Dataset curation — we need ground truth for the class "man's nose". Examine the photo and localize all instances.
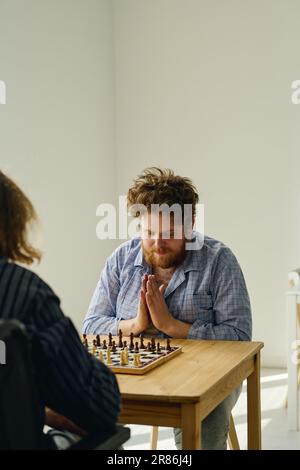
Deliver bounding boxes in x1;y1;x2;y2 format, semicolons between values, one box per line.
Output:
154;237;164;248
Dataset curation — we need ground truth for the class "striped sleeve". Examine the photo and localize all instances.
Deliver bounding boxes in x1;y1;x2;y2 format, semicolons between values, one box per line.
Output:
30;279;121;433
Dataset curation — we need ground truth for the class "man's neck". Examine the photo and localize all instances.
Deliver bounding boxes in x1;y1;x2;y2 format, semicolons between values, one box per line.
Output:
153;265;176;283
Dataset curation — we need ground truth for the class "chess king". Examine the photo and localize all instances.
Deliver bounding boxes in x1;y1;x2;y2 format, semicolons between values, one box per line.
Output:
83;167;252;450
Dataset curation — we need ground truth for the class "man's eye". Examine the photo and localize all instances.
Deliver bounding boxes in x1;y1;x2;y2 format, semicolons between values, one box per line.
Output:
162;232;174;238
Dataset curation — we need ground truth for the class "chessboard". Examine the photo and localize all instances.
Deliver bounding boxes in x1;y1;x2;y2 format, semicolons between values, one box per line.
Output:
82;331;182;375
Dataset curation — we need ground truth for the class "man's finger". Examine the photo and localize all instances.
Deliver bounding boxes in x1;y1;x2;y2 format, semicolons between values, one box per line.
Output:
150;275;161;299
146;292;154;308
147;278;154;295
159;283;167;296
140;289;147;303
142;274;148;293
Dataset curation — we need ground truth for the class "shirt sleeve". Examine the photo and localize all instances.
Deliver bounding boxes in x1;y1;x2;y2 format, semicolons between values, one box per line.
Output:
187;248;252;341
82;253;121;335
30;279;121;434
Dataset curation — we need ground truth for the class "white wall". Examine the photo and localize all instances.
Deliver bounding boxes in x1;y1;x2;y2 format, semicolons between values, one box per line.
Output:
1;0;299;367
0;0;116;330
114;0;300;367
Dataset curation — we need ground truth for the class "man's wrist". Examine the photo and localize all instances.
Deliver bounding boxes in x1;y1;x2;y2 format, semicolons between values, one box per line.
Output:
119;318;142;336
162;316;177;337
164;317;191;339
132;319;143;336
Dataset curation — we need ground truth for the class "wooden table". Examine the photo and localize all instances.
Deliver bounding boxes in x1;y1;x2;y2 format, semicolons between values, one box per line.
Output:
115;338;263;450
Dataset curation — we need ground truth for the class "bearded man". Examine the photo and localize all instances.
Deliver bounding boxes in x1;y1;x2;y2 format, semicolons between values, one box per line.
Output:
83;167;252;450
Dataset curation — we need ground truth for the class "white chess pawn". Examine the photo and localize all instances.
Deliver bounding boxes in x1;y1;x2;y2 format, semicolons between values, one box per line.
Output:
133;353;141;367
124;347;129;365
106;348;112;365
120;350;126;366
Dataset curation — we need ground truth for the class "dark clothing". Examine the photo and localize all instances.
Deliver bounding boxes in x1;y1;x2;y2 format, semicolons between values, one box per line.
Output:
0;257;121;439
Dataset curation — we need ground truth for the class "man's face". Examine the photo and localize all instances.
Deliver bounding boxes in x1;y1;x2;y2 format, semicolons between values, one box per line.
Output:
140;211;186;269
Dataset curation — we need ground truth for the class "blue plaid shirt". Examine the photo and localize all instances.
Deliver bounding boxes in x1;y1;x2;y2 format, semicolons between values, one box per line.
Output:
83;233;252;341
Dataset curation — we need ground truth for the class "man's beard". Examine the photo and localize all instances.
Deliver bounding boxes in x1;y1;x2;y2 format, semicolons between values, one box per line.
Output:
142;242;186;269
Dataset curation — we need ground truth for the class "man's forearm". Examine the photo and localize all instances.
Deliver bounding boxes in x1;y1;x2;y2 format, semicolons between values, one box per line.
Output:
163;317;191;339
119;318;141;336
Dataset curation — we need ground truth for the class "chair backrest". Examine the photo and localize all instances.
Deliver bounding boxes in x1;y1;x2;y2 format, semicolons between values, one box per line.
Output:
0;320;44;449
0;319;130;450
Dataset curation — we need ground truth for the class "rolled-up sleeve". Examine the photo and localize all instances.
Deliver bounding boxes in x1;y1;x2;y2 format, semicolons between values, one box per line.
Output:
187;248;252;341
83;253;120;335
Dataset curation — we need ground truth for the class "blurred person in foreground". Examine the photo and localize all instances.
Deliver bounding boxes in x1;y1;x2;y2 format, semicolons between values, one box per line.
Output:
0;170;120;449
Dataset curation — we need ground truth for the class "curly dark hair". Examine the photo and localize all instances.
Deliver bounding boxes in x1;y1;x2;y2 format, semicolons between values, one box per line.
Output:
127;167;199;219
0;170;41;264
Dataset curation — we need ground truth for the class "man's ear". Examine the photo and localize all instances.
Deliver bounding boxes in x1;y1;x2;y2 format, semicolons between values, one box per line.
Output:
183;215;194;240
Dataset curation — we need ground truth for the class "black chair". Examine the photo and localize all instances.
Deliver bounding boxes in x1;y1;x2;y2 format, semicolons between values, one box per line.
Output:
0;320;130;450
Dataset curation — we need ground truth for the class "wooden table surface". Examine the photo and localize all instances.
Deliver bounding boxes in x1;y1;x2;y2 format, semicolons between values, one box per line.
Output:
116;338;262;401
88;335;264;449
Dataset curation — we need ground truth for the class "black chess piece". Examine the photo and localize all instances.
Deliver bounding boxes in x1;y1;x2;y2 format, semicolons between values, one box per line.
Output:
102;339;107;349
118;329;123;348
96;334;101;347
139;334;145;349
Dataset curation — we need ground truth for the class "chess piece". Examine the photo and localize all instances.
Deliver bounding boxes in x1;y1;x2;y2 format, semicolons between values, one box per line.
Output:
96;334;101;347
130;332;134;349
151;337;156;351
147;342;151;352
98;350;103;361
123;340;127;349
124;347;129;365
139;334;145;349
120;350;126;366
118;329;123;348
102;339;107;350
108;333;113;347
166;339;171;351
133;353;141;367
134;342;139;353
157;342;161;353
112;340;117;353
106;349;112;365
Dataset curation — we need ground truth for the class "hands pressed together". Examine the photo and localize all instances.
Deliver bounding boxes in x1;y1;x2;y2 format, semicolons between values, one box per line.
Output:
134;274;174;336
120;273;191;338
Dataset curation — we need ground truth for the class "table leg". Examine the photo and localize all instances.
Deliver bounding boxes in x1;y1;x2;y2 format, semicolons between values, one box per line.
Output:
247;351;261;449
181;403;201;450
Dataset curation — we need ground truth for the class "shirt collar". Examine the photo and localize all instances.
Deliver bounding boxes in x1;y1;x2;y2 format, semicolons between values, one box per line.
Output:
133;242;152;272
